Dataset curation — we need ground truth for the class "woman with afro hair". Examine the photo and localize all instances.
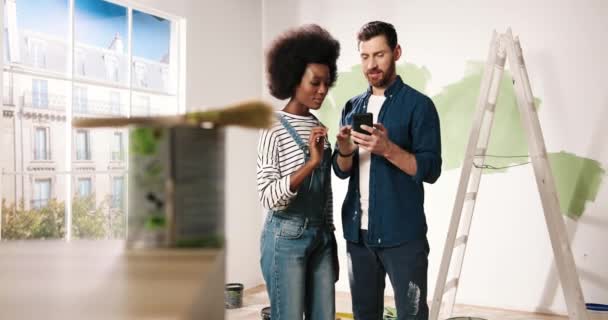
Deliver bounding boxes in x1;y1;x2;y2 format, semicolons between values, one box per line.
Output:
256;24;340;319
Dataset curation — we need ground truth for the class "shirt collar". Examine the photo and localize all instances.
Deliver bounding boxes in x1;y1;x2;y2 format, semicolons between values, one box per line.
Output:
365;75;405;97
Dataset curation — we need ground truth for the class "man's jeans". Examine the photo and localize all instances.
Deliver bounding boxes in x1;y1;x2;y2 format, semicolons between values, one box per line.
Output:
347;230;430;320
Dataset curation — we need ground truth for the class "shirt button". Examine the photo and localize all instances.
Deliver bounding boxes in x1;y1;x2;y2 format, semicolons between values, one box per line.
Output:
378;238;382;244
354;211;358;216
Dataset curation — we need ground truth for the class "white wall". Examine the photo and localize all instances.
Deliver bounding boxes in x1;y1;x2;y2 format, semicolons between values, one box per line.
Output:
263;0;608;315
140;0;264;290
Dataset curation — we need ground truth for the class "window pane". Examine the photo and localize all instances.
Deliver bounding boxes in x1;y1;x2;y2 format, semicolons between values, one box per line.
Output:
77;178;92;197
4;0;70;72
75;130;91;160
132;10;173;93
111;176;124;209
111;131;124;161
71;172;126;239
1;173;67;240
75;0;128;85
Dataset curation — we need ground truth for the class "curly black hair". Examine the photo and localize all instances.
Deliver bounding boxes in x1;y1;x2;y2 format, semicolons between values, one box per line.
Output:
266;24;340;100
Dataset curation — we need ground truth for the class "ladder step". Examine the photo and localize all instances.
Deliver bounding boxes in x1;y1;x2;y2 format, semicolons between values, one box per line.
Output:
486;102;496;112
445;278;459;292
454;235;468;247
465;192;477;201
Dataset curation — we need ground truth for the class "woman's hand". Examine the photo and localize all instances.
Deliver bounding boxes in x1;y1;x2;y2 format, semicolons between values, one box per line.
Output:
308;126;327;167
336;125;357;156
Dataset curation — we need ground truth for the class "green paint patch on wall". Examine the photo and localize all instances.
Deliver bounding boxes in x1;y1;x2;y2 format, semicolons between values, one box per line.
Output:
549;151;605;219
316;62;605;218
433;62;542;171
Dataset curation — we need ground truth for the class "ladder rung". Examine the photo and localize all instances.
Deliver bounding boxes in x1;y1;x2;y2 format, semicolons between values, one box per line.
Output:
445;278;459;292
454;235;468;247
486;102;496;112
465;192;477;201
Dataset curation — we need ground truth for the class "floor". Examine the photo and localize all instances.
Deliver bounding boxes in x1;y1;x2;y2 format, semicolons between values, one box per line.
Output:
225;285;573;320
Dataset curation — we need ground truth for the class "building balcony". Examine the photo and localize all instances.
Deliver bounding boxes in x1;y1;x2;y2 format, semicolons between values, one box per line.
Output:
22;91;66;112
72;98;126;117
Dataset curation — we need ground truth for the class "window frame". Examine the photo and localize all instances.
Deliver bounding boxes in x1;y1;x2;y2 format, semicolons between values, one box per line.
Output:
0;0;186;241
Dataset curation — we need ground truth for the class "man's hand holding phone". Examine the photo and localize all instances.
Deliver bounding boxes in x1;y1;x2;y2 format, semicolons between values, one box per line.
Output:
351;114;393;158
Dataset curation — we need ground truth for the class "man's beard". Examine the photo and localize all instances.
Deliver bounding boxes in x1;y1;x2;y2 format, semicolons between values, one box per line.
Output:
366;62;396;88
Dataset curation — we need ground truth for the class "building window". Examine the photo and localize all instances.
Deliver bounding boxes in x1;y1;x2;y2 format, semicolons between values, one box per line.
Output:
111;132;124;161
73;86;88;113
109;91;121;115
134;61;147;87
75;48;86;76
34;127;50;160
33;178;52;209
28;38;47;68
104;54;120;82
135;95;151;116
77;177;92;198
111;176;124;209
32;79;49;108
75;130;91;161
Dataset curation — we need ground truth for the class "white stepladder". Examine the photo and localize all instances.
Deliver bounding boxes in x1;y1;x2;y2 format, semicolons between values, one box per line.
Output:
429;29;589;320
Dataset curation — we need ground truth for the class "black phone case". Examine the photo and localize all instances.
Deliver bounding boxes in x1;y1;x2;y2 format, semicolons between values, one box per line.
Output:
353;113;373;135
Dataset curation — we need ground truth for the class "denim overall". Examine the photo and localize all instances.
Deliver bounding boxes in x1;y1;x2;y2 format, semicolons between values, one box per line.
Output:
260;115;335;320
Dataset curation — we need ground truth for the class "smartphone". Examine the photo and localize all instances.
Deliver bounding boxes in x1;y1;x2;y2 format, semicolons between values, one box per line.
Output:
353;112;373;135
352;113;373;145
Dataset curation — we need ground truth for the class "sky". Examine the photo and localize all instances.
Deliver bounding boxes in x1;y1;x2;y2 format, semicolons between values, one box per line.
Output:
15;0;171;62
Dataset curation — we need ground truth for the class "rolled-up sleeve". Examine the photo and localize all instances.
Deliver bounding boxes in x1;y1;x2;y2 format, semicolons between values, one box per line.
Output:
332;101;353;179
411;97;442;184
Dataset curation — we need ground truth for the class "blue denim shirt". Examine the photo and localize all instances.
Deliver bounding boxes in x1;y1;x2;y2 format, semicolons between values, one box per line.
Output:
332;76;442;247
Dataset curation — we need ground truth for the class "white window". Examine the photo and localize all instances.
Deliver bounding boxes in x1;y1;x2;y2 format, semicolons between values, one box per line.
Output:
75;130;91;161
28;38;47;68
2;0;182;240
75;48;86;76
109;91;121;115
134;61;147;87
34;127;50;160
111;176;124;209
33;179;52;209
32;79;49;108
73;86;88;113
104;54;120;82
138;95;151;115
77;178;92;197
111;132;124;161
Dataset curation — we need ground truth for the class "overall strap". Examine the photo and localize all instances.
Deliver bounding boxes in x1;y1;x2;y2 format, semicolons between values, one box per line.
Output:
277;114;310;159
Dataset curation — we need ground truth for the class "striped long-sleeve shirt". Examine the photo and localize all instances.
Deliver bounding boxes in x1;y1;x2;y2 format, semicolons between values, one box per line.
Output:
256;111;333;226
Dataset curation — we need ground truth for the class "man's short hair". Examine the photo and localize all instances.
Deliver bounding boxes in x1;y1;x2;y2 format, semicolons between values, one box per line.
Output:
266;24;340;100
357;21;398;50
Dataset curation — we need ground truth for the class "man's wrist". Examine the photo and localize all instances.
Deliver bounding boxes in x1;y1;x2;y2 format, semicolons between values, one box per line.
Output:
383;141;398;159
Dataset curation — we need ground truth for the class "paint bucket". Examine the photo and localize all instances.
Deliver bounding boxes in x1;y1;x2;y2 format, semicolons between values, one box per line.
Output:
224;283;244;309
588;303;608;319
126;125;225;249
260;306;271;319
